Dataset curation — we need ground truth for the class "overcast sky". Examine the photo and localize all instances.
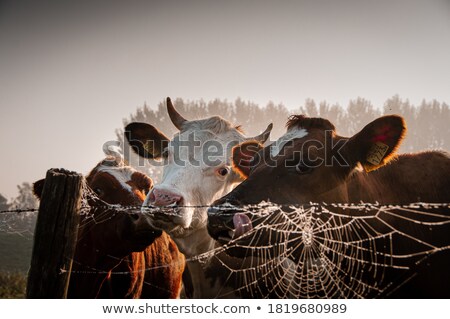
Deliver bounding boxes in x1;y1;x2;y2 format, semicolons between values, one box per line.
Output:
1;0;449;199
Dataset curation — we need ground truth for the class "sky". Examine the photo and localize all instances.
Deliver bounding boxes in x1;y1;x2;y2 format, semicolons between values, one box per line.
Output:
0;0;449;199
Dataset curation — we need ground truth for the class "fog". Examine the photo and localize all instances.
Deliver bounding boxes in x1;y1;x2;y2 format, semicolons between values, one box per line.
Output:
1;0;450;200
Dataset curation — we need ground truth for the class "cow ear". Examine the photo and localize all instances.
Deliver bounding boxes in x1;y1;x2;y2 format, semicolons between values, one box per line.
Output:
125;122;169;159
33;179;45;200
232;141;264;179
344;115;406;172
131;172;153;194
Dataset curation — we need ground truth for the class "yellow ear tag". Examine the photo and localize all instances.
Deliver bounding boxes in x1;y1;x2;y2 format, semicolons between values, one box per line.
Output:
364;142;389;171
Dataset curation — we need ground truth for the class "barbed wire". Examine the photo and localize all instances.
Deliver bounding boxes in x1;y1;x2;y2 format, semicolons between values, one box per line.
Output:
1;201;449;298
0;208;39;214
1;202;449;215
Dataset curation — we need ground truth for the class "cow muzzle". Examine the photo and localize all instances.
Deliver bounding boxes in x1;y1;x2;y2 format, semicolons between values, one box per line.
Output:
148;187;183;206
207;203;253;245
143;187;192;230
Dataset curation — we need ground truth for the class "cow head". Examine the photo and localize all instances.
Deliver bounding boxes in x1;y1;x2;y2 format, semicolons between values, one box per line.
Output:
33;157;160;267
87;156;153;206
207;114;406;247
125;97;272;255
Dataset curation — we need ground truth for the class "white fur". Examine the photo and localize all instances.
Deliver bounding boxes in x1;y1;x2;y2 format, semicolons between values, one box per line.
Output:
143;128;242;256
97;166;135;193
270;128;308;157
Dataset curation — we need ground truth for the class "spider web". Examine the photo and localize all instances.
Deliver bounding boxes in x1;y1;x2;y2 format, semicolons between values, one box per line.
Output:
2;185;449;298
204;202;450;298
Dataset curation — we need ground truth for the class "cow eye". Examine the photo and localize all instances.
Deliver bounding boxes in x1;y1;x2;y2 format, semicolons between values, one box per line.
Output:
295;162;313;174
94;188;104;196
217;167;230;177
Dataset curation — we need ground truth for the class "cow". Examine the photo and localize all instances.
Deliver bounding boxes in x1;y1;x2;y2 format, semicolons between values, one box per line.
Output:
207;114;450;298
125;97;275;298
33;154;185;298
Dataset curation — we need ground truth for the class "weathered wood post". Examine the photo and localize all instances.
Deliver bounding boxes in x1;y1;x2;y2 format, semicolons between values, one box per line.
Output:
26;168;83;298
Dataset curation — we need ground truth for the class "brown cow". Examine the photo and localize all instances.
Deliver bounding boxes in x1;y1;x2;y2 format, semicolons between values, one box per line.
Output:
33;156;185;298
208;114;450;298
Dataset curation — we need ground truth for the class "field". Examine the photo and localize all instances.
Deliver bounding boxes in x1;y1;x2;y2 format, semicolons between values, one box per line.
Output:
0;271;27;298
0;232;33;298
0;232;33;272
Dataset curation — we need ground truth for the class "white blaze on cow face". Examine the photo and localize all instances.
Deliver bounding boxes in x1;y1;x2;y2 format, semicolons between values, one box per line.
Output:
97;165;136;193
270;128;308;157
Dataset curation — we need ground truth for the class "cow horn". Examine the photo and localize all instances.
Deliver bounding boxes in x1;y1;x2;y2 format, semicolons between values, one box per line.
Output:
167;97;187;130
249;123;273;143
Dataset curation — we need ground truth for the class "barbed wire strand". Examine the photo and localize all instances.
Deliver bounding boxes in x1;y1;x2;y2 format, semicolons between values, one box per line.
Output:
1;202;449;215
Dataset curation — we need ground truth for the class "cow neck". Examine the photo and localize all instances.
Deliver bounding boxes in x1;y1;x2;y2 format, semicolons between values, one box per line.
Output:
172;226;215;257
345;152;450;204
346;169;389;203
345;155;411;204
185;253;240;298
176;227;286;298
172;226;241;298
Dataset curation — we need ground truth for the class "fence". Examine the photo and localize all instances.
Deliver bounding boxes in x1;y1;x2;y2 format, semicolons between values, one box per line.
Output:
26;169;83;298
0;169;449;299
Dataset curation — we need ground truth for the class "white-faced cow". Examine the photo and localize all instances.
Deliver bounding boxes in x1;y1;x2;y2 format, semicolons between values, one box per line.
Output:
207;114;450;298
125;97;274;298
33;155;185;298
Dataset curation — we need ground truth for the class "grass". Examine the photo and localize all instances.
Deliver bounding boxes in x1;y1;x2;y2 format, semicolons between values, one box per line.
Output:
0;271;27;298
0;231;31;298
0;231;33;272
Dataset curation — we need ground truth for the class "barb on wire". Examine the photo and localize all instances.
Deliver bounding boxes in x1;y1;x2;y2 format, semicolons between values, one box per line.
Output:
0;208;39;214
1;202;449;215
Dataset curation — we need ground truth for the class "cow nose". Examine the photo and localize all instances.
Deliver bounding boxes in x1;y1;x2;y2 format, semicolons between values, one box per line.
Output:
207;207;235;228
148;188;183;206
207;202;246;241
207;207;234;241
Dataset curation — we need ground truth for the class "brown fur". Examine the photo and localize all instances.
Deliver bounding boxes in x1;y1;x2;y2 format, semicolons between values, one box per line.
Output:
347;151;450;203
209;115;450;298
286;114;336;132
33;158;185;298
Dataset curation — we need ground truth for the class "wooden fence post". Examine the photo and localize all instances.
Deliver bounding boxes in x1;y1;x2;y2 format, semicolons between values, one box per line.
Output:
26;168;83;298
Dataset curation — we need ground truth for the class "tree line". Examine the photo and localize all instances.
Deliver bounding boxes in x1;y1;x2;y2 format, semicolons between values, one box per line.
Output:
114;95;450;184
119;95;449;161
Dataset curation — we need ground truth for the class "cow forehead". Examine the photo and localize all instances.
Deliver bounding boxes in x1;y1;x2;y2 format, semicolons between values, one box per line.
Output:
96;165;136;192
168;129;243;165
171;129;241;145
270;128;308;157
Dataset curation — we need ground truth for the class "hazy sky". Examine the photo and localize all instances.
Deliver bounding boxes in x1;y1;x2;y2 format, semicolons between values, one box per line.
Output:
1;0;449;199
